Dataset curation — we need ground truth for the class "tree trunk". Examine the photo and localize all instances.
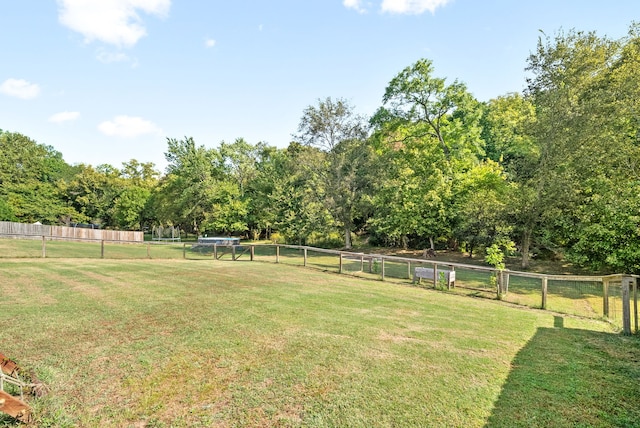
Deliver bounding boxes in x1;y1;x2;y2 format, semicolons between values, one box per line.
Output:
429;237;435;250
344;225;352;249
521;228;532;269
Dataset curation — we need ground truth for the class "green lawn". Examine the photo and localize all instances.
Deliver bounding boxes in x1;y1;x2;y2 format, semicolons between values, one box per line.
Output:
0;258;638;427
0;237;631;324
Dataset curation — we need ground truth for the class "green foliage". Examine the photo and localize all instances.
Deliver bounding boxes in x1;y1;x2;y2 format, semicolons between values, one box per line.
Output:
202;180;249;234
113;186;151;230
0;196;17;221
306;230;345;248
295;98;372;248
452;160;513;257
0;130;79;224
368;58;486;250
524;24;640;272
373;58;484;164
481;93;538;180
6;27;640;274
154;137;226;234
485;244;506;271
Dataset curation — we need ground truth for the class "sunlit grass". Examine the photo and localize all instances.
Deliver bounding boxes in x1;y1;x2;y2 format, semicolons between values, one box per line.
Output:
0;238;628;324
1;258;637;427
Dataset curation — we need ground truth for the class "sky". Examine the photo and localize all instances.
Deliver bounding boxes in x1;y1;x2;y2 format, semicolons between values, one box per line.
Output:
1;0;640;172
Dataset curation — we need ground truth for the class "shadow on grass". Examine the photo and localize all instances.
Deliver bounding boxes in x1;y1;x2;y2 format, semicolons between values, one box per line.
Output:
485;325;640;428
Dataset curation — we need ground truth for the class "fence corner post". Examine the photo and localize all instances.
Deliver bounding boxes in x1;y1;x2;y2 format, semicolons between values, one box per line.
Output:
622;277;632;336
634;277;639;334
433;263;438;289
603;278;610;318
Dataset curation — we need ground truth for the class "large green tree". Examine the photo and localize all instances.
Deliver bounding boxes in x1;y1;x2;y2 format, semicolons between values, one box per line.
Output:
296;98;371;248
525;25;640;272
369;58;485;250
154;137;249;236
0;130;77;224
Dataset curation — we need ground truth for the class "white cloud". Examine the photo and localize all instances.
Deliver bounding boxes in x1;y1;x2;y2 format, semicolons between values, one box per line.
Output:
381;0;452;14
344;0;367;13
0;78;40;99
57;0;171;47
96;50;130;63
205;38;216;48
98;115;163;138
49;111;80;123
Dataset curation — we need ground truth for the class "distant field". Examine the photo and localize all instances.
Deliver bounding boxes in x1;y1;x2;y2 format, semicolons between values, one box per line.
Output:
0;258;638;427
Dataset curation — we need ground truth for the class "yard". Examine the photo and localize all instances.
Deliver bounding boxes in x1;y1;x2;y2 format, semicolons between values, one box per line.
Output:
0;258;638;427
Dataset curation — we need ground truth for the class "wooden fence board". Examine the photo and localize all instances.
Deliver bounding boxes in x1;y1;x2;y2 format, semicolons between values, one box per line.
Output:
0;221;142;242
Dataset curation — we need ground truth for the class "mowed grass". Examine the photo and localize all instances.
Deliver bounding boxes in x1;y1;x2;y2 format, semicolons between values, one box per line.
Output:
0;259;639;427
0;237;623;322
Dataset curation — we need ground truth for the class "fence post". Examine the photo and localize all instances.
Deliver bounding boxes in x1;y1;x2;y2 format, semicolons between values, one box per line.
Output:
504;272;510;294
407;261;411;280
213;244;217;260
183;243;186;259
339;253;343;274
497;271;508;296
41;235;46;258
541;277;548;310
360;254;364;272
433;263;438;289
232;245;236;261
276;245;280;263
603;278;610;318
381;257;385;281
304;248;308;267
634;278;638;334
250;245;254;262
622;277;632;335
101;240;105;259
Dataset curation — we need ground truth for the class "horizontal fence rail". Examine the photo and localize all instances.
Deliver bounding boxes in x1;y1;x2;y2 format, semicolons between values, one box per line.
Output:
0;236;637;335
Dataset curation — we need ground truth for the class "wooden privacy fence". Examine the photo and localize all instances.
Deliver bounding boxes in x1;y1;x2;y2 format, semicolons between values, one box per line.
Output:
0;221;143;242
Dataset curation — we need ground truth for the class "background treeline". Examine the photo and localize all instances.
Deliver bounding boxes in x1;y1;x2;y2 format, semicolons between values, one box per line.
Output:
2;25;640;273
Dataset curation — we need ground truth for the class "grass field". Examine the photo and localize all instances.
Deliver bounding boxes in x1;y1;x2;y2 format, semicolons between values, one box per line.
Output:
1;258;639;427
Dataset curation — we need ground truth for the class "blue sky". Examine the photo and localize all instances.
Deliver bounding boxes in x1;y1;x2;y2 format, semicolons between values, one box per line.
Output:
1;1;639;171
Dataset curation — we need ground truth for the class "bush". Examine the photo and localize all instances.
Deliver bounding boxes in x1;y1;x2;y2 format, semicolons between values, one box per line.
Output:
307;231;344;249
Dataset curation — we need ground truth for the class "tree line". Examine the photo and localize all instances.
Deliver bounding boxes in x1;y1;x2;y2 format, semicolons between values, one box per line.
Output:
2;25;640;273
